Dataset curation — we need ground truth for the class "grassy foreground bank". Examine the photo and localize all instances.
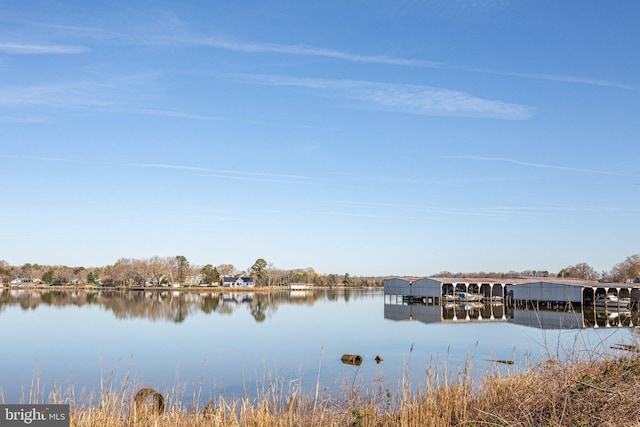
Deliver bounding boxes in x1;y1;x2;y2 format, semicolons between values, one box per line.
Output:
59;353;640;427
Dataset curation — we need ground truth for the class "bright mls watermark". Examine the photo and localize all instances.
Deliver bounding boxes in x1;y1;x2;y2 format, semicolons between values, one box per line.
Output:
0;405;69;426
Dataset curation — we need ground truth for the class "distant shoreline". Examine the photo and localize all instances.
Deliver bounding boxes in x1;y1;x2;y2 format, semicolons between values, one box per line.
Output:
0;284;382;292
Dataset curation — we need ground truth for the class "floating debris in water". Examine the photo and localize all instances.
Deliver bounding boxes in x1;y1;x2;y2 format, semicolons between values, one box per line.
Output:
486;359;515;365
610;343;640;353
341;354;363;366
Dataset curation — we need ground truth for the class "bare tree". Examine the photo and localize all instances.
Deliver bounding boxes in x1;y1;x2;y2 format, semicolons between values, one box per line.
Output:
562;262;599;281
55;266;74;285
146;256;168;286
164;256;178;284
609;254;640;283
217;264;237;277
0;260;14;283
112;258;138;286
71;266;88;284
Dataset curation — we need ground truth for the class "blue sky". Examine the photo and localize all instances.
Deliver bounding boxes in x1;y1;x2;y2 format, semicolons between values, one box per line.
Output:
1;0;639;276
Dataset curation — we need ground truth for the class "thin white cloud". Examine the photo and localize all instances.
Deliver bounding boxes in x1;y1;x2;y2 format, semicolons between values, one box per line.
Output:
471;68;638;91
1;155;320;185
0;154;83;163
126;109;225;121
0;115;49;123
179;33;636;91
0;80;126;109
325;200;525;218
41;16;443;67
0;72;228;122
234;74;533;120
123;163;212;172
449;155;636;177
125;162;313;179
0;42;88;54
325;199;640;219
43;23;135;44
195;173;315;185
192;35;445;68
311;210;414;220
511;72;637;91
118;162;320;185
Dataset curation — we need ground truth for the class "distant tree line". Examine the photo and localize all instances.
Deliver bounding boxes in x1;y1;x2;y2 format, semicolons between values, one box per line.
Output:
1;254;639;287
0;256;383;288
431;254;640;283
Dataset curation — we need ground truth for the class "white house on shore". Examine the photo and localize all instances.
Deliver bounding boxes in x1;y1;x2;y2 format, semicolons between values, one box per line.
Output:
10;278;38;286
221;277;254;288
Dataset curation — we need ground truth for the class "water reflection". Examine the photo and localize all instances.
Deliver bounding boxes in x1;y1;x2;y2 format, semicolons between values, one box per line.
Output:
0;288;367;323
3;289;637;330
385;295;639;329
0;287;636;407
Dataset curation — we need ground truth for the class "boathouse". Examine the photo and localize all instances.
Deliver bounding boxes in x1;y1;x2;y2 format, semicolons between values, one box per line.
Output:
384;277;640;307
384;277;509;303
506;280;640;307
384;277;442;301
506;280;584;307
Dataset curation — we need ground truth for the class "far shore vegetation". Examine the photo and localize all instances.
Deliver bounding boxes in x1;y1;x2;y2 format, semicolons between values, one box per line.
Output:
2;253;640;289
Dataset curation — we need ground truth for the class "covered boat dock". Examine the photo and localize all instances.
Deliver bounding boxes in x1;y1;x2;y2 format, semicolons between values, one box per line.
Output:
384;277;640;307
384;277;640;328
384;277;511;305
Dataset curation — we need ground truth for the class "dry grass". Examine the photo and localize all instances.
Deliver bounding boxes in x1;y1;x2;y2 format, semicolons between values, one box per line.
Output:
473;355;640;427
9;346;640;426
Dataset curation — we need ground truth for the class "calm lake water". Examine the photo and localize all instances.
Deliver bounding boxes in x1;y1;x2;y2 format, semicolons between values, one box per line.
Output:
0;288;637;406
